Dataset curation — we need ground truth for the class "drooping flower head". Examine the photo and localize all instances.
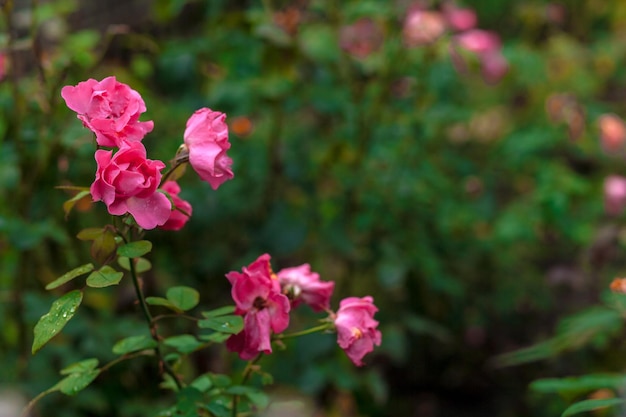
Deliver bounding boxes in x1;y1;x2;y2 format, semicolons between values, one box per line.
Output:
226;254;290;360
277;264;334;312
159;181;193;231
91;142;171;229
183;108;234;190
61;76;154;147
333;296;381;366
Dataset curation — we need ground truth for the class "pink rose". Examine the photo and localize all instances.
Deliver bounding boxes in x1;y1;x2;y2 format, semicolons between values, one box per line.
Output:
277;264;334;312
442;3;477;32
604;176;626;216
402;10;447;47
226;254;290;360
183;108;234;190
334;296;381;366
159;181;193;231
598;114;626;153
61;76;154;147
455;29;501;54
451;30;508;84
91;142;171;229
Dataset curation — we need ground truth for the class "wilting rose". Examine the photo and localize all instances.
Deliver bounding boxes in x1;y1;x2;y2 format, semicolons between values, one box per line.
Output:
61;76;154;147
277;264;334;312
334;296;381;366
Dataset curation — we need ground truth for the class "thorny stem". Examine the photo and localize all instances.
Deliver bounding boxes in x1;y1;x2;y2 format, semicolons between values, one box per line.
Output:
231;354;263;417
128;245;183;390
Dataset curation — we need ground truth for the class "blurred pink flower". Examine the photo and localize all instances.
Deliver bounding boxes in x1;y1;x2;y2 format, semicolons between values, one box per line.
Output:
455;29;500;54
598;113;626;153
226;254;291;360
604;175;626;216
403;10;447;47
452;29;508;83
481;52;509;84
339;18;384;58
183;108;234;190
91;142;170;229
277;264;334;312
0;53;6;81
61;76;154;147
334;296;381;366
442;3;477;32
159;181;192;231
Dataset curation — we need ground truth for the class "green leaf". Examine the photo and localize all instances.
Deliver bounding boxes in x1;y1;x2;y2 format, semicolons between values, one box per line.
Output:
561;398;625;417
118;256;152;273
198;332;231;343
166;286;200;311
175;387;204;417
198;315;243;334
32;290;83;353
201;306;236;318
63;190;91;219
163;335;203;354
46;263;94;290
57;370;100;396
76;227;103;241
145;296;182;313
117;240;152;258
86;265;124;288
531;374;626;396
60;358;99;375
112;335;157;355
91;227;117;264
190;374;213;392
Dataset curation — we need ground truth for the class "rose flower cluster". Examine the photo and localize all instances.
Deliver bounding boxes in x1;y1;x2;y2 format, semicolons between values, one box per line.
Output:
61;76;233;230
226;254;381;366
62;76;381;366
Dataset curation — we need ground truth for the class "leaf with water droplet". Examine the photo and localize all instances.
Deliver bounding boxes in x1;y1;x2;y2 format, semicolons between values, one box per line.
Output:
32;290;83;354
117;240;152;258
86;265;124;288
198;315;243;334
56;369;100;396
45;263;94;290
166;286;199;311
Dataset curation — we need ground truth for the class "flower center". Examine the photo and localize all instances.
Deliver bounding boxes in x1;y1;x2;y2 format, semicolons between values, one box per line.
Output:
253;297;267;310
351;327;363;339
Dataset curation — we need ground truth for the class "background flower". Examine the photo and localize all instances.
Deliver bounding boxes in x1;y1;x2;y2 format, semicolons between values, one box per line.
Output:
334;296;381;366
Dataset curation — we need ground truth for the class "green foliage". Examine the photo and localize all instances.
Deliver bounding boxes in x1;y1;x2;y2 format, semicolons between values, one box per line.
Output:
561;399;626;417
32;290;83;353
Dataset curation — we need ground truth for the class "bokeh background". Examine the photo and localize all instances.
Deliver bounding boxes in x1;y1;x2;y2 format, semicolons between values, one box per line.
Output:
3;0;626;416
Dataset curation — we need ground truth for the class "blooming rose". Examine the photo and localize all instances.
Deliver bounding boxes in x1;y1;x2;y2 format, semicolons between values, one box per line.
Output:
277;264;334;312
91;142;171;229
183;108;234;190
226;254;290;360
604;175;626;216
61;76;154;147
159;181;193;231
334;296;381;366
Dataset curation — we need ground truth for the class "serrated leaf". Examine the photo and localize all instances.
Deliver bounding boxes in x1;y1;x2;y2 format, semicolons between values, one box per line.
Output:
63;190;91;219
561;398;625;417
77;227;104;241
112;335;157;355
163;335;203;354
118;256;152;273
117;240;152;258
86;266;124;288
60;358;99;375
91;227;117;265
201;306;236;318
57;370;100;396
32;290;83;353
46;263;94;290
166;286;199;311
198;315;243;334
145;296;182;313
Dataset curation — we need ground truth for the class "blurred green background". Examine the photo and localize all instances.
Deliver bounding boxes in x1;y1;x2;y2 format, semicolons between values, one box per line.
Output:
3;0;626;416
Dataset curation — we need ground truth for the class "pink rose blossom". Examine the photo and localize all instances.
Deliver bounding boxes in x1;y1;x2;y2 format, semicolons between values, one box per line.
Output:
61;76;154;147
598;114;626;153
277;264;334;312
226;254;290;360
339;18;384;58
334;296;381;366
91;142;171;229
442;3;477;32
455;29;500;54
451;30;508;83
604;176;626;216
402;10;447;47
183;108;234;190
159;181;193;231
